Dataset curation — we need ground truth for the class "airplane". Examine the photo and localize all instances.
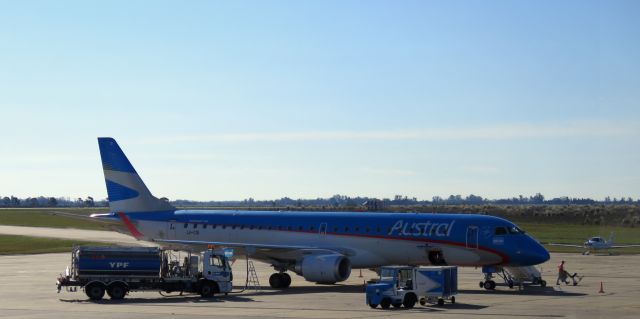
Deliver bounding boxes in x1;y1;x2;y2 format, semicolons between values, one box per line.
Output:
549;233;640;255
91;137;550;289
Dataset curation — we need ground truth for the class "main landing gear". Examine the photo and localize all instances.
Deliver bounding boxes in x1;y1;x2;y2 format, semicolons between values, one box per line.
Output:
269;273;291;289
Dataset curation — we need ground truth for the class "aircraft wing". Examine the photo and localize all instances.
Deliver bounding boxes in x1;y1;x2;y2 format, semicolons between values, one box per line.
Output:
610;244;640;248
154;238;315;250
153;238;350;255
547;243;584;248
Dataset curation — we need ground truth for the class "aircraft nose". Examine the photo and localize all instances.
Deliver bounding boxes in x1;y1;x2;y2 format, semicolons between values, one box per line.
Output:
529;242;550;265
521;238;551;266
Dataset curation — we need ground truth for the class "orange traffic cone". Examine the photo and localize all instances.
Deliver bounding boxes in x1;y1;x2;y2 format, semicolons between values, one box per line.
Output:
598;282;605;293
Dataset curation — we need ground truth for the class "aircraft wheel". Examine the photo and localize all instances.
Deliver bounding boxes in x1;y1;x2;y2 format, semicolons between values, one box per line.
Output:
479;281;484;288
281;273;292;288
483;281;493;290
419;297;427;306
507;280;514;289
450;296;456;304
380;298;391;309
490;280;497;289
269;273;283;288
540;280;547;287
437;298;445;306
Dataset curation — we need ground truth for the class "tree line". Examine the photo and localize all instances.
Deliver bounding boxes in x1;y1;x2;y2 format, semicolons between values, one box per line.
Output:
0;193;637;208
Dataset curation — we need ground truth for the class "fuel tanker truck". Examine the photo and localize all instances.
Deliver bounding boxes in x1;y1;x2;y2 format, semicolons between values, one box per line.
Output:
56;246;233;300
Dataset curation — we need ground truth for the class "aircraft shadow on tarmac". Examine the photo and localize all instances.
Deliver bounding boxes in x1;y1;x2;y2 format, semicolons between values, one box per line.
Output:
459;286;587;297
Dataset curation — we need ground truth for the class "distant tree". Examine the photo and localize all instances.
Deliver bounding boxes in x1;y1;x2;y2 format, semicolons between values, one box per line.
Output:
48;197;58;207
2;197;9;206
531;193;545;204
10;196;20;206
84;196;95;207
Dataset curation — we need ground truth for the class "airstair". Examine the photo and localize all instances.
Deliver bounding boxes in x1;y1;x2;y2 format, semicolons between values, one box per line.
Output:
245;260;261;291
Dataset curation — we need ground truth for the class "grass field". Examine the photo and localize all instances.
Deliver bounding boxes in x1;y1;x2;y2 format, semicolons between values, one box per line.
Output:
0;234;110;255
520;222;640;253
0;208;109;230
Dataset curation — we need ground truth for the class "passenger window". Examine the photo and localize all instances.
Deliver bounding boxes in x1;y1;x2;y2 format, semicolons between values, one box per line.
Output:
298;226;303;231
212;224;216;229
355;226;360;232
203;224;207;229
344;226;350;232
495;227;507;235
193;224;197;229
184;223;188;228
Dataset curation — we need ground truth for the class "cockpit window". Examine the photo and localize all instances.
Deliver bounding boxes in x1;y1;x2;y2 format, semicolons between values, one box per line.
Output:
495;227;507;235
508;226;525;234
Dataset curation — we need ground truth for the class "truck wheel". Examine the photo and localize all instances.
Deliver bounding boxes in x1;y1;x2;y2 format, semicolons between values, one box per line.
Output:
380;298;391;309
85;283;105;301
200;281;217;298
403;293;417;308
369;303;378;309
392;302;402;308
107;283;127;300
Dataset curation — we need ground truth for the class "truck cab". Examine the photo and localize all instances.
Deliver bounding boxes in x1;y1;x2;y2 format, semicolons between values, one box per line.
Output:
199;249;233;295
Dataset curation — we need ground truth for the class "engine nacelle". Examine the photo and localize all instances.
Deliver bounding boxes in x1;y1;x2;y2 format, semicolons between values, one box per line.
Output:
294;254;351;284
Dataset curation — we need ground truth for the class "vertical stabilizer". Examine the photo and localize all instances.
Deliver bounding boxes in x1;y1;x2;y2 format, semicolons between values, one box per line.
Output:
98;137;175;213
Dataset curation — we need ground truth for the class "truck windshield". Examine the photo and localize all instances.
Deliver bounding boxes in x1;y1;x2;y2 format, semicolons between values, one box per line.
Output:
380;268;396;282
210;256;224;267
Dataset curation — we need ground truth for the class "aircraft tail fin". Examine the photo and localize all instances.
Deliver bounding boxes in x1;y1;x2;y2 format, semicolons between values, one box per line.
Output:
608;232;615;244
98;137;175;213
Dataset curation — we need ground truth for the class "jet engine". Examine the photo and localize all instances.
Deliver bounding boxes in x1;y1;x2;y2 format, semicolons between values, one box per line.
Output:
294;254;351;284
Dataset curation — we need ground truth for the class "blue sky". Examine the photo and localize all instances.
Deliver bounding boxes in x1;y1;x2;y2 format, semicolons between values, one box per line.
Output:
0;0;638;201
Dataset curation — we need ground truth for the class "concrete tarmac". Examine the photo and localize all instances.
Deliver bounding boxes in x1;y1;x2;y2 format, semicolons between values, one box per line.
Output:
1;250;639;319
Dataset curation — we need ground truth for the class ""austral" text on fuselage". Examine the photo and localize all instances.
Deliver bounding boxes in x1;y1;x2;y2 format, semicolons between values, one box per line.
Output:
388;220;455;237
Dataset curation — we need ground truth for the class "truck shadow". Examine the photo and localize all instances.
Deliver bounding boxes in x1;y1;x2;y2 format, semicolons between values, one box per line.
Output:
59;294;256;304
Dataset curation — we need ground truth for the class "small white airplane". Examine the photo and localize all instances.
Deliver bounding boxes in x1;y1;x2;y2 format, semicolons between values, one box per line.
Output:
549;233;640;255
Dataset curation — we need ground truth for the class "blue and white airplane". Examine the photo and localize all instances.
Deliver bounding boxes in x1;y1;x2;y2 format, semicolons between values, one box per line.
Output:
92;137;550;289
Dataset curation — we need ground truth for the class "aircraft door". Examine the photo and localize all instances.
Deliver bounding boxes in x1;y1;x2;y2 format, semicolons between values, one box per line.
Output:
167;221;177;240
466;226;479;249
319;222;327;238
